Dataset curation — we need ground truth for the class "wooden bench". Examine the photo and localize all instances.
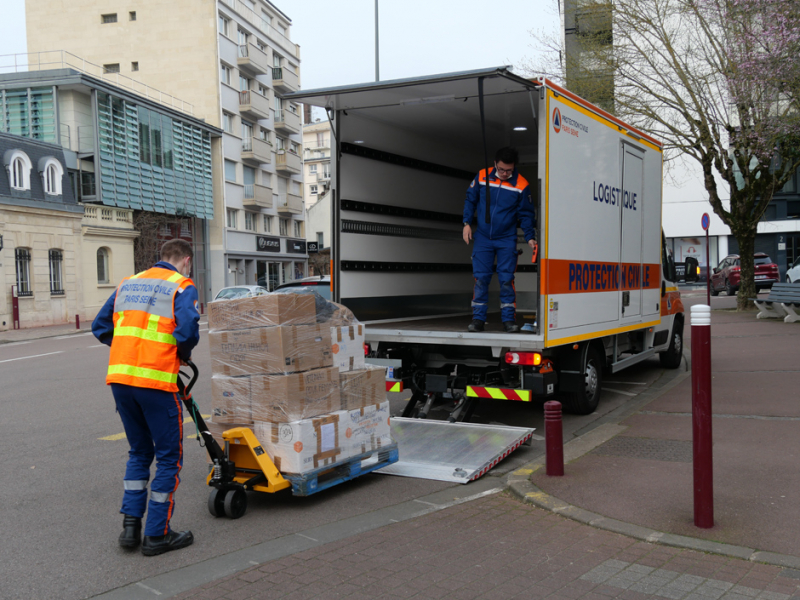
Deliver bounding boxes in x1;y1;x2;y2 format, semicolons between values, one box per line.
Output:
751;283;800;323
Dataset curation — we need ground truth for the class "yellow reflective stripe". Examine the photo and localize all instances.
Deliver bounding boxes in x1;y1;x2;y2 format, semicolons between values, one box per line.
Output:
108;364;177;384
147;313;160;332
166;272;183;283
466;386;479;397
487;388;507;400
114;326;177;345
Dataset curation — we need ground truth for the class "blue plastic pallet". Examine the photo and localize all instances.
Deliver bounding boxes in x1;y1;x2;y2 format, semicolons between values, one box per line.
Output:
284;443;399;497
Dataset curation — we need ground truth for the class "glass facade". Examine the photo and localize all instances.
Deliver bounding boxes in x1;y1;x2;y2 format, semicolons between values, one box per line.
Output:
97;91;213;218
0;87;56;142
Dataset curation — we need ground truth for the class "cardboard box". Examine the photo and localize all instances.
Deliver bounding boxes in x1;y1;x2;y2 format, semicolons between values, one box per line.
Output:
210;376;253;423
331;324;366;372
251;367;342;423
253;412;346;474
342;401;393;457
209;324;333;377
338;367;387;411
208;294;316;332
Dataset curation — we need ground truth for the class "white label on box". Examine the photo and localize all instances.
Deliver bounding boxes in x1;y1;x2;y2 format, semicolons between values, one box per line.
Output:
320;422;336;453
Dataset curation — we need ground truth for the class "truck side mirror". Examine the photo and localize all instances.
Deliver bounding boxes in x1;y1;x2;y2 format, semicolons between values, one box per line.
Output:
685;257;699;283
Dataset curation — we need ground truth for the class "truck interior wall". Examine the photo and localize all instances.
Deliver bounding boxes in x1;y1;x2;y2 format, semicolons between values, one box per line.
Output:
336;107;538;321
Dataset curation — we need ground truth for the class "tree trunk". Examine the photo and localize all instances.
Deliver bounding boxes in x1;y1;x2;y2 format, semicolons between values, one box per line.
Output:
736;233;757;311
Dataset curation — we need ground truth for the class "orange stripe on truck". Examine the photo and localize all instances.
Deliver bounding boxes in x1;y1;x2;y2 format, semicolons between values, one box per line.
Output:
541;259;661;295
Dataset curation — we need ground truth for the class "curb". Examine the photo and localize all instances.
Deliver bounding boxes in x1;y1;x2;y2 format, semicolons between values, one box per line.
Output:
504;354;800;571
0;328;90;344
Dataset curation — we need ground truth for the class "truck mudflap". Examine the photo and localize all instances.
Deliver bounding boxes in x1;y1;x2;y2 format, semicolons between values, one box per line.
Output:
376;418;535;483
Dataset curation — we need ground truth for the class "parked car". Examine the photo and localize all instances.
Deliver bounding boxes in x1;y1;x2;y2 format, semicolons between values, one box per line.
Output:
214;285;269;300
273;276;331;300
710;253;779;296
787;257;800;283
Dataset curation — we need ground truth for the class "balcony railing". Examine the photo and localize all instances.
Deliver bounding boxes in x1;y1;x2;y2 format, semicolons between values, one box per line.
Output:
237;42;270;75
274;108;300;134
275;149;301;173
239;90;270;120
82;205;135;228
241;136;271;165
243;183;273;209
272;66;299;93
277;193;303;215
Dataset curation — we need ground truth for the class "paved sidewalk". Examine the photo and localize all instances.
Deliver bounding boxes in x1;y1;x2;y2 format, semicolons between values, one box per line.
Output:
0;320;89;343
172;494;800;600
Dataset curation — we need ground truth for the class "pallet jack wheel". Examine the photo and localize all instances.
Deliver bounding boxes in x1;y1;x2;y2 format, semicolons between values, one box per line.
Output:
208;488;225;518
223;488;247;519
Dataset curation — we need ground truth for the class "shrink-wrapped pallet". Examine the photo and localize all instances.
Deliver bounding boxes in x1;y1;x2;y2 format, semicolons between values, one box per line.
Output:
250;367;341;423
208;293;316;332
253;413;346;474
338;366;386;410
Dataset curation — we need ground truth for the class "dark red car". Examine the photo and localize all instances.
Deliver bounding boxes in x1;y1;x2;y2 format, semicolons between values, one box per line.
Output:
710;253;779;296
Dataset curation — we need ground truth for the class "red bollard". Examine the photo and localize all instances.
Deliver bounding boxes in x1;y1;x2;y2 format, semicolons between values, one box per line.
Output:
76;315;80;330
691;304;714;528
544;400;564;476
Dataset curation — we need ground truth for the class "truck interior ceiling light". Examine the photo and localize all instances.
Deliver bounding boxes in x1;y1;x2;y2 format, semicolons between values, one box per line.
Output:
513;126;527;131
353;140;365;144
505;351;542;366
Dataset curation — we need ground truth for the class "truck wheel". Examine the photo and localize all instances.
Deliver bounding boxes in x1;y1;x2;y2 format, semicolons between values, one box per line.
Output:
562;346;603;415
659;320;683;369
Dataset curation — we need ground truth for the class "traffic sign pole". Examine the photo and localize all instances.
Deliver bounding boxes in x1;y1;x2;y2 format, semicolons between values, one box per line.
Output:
701;213;711;304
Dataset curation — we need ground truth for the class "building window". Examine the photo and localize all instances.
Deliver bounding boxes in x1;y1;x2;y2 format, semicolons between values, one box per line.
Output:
42;159;63;195
257;40;267;53
15;248;32;296
224;159;237;182
97;248;110;284
103;63;120;74
8;151;32;190
131;61;139;72
219;14;230;37
49;249;64;295
238;28;248;46
241;120;253;144
245;212;256;231
258;128;269;143
227;209;237;228
276;136;285;150
294;221;303;237
239;75;250;92
310;184;318;195
309;164;317;173
101;13;118;23
222;112;234;134
129;11;137;20
220;63;232;85
258;84;269;97
317;232;324;247
263;215;273;233
279;218;288;236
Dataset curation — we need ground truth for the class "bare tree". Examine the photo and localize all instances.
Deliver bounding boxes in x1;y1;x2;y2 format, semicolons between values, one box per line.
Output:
523;0;800;309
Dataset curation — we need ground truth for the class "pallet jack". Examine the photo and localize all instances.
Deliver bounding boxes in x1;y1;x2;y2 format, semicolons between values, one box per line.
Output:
178;361;399;519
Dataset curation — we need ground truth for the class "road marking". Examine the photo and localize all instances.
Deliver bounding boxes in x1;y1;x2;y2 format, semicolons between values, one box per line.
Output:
87;344;107;349
604;380;648;385
53;332;93;340
413;499;438;507
135;582;162;596
100;415;210;441
0;341;30;348
295;533;318;542
604;387;638;397
0;351;64;364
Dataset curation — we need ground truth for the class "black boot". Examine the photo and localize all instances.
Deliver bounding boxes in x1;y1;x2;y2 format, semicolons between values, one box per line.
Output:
467;319;484;332
118;515;141;549
141;530;194;556
503;321;520;333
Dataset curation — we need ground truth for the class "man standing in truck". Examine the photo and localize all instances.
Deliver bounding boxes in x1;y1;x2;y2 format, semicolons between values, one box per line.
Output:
463;147;537;333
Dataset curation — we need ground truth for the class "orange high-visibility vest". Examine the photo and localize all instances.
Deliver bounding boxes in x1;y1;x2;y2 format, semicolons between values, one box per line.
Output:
106;267;194;392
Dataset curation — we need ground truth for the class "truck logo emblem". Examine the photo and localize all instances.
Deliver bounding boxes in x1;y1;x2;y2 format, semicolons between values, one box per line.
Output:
553;107;562;133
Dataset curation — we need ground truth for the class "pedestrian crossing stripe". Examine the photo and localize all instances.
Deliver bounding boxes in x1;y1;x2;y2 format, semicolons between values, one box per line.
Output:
386;381;403;392
466;386;532;402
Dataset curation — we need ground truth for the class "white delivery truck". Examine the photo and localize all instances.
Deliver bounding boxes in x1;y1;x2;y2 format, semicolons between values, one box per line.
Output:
285;67;687;419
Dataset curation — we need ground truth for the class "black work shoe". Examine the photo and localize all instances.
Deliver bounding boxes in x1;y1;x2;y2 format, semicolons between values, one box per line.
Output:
119;515;141;549
467;319;484;332
503;321;520;333
141;530;194;556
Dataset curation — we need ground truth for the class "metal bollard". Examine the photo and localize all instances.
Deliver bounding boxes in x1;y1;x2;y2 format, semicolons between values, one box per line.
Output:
76;315;80;330
691;304;714;528
544;400;564;476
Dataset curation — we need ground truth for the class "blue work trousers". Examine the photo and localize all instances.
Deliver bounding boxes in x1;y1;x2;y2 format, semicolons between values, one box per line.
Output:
112;383;184;537
471;235;518;322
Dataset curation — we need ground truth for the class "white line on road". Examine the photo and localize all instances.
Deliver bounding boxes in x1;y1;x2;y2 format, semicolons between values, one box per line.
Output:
135;581;162;596
604;387;638;397
295;533;318;542
87;344;107;349
0;351;64;364
413;499;438;506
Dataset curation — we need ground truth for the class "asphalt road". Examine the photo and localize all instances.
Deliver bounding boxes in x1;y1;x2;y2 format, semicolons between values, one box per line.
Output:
0;318;676;600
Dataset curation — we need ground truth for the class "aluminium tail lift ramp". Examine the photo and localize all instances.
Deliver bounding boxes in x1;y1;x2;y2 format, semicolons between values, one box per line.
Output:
377;418;534;484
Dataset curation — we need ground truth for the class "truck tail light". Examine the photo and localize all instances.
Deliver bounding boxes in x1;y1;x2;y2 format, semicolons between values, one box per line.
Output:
364;343;371;356
505;351;542;366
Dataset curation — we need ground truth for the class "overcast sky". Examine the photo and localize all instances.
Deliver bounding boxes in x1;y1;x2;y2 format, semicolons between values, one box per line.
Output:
0;0;708;205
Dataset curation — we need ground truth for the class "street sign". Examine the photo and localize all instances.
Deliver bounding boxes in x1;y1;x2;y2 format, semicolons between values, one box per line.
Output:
287;239;306;254
701;213;710;231
307;241;319;253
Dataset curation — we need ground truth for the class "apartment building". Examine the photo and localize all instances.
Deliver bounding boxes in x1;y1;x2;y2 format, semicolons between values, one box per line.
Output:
0;67;217;318
302;120;331;208
25;0;307;294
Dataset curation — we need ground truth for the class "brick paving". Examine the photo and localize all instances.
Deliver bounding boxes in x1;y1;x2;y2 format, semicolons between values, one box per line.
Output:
171;494;800;600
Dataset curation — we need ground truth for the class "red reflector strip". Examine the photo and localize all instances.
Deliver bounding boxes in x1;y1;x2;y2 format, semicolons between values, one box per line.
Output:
466;386;532;402
386;381;403;392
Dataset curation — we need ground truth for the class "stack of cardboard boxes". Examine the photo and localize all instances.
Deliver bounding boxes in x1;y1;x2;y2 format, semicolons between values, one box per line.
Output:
207;293;392;475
